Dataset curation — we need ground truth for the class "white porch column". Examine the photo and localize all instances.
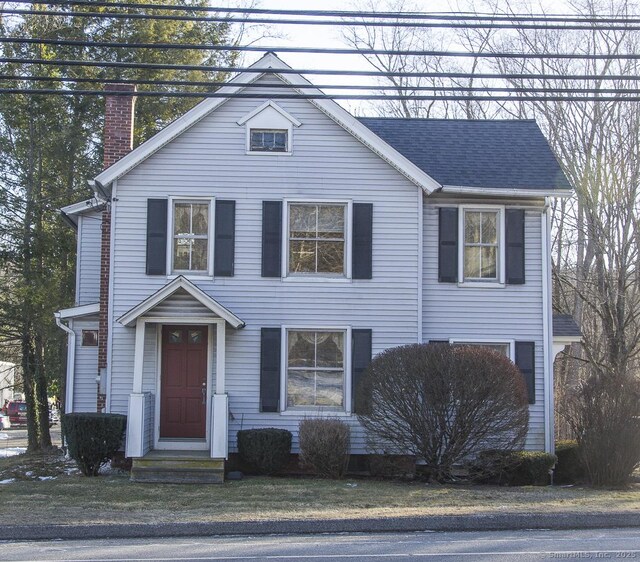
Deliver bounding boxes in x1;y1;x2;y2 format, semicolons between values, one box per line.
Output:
216;321;225;394
132;318;145;394
211;394;228;459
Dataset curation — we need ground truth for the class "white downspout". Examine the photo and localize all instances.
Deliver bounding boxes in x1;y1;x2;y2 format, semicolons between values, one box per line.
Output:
541;197;554;454
55;313;76;414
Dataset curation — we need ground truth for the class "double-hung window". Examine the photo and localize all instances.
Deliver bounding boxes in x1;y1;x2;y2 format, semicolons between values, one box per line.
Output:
172;201;210;274
286;329;346;410
288;203;347;276
462;209;501;282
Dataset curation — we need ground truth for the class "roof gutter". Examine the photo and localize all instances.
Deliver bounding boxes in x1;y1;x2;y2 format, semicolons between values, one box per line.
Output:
440;185;573;198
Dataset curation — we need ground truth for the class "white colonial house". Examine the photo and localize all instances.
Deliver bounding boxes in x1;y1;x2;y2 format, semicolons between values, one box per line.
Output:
56;53;580;482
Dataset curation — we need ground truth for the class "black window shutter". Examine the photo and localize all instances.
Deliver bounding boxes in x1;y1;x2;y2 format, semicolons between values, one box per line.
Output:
146;199;168;275
438;207;458;283
351;329;372;413
515;341;535;404
260;328;281;412
352;203;373;279
214;200;235;277
506;209;525;285
261;201;282;278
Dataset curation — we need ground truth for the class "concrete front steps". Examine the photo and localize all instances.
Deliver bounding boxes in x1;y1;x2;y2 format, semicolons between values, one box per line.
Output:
131;450;224;484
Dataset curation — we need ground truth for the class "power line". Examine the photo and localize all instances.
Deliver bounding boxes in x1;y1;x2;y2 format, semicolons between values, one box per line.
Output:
0;88;636;102
5;0;640;24
3;7;640;31
3;74;640;94
2;57;639;81
5;37;640;60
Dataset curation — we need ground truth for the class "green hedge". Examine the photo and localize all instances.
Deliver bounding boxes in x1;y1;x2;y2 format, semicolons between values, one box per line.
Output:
237;428;292;475
554;440;586;484
62;413;126;476
472;449;557;486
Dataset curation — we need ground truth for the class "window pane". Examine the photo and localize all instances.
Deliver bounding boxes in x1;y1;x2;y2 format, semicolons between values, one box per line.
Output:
274;132;287;149
169;330;182;344
81;330;98;347
173;238;191;270
481;212;497;244
289;240;316;273
290;205;317;238
191;239;208;271
189;330;203;344
480;247;497;279
316;371;344;407
316;332;344;368
317;241;344;273
317;205;344;238
288;331;315;367
174;203;190;236
464;246;481;279
287;370;315;406
465;212;481;243
250;129;287;151
192;204;209;235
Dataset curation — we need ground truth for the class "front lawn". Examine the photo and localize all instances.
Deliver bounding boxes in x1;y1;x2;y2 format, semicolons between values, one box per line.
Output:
1;452;639;526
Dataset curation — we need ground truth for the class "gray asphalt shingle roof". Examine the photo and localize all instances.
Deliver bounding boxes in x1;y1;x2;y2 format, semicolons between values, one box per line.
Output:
358;118;572;191
553;314;582;338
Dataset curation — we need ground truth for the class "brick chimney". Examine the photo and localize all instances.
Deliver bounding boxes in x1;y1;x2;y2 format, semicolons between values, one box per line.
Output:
98;84;136;412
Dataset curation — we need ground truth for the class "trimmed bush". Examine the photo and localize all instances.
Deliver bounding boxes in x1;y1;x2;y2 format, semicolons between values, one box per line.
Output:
61;413;126;476
554;440;586;484
299;418;350;479
472;449;557;486
237;428;292;475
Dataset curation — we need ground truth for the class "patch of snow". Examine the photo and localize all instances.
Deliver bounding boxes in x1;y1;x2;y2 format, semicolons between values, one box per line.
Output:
38;476;55;481
0;433;9;440
0;447;26;458
0;479;15;485
25;471;34;477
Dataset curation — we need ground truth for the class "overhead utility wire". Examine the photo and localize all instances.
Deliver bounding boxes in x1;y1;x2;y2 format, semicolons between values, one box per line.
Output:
3;74;638;94
3;57;640;81
4;38;640;60
1;88;636;102
6;0;640;24
3;7;640;31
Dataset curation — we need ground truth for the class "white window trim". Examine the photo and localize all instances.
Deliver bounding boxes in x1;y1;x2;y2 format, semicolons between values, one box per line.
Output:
166;196;215;279
282;199;353;281
280;325;352;416
458;204;506;287
449;338;515;361
238;100;301;156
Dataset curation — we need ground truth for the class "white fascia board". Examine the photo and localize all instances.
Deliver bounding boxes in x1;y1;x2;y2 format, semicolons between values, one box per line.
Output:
553;335;582;345
237;100;302;127
440;185;573;198
117;275;245;329
61;197;106;216
94;52;286;189
58;302;100;319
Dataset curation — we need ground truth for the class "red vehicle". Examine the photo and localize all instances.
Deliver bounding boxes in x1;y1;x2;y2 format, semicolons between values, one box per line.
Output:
6;401;27;427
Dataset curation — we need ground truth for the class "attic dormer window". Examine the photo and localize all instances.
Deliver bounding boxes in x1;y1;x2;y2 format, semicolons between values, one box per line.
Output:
250;129;288;152
238;100;301;155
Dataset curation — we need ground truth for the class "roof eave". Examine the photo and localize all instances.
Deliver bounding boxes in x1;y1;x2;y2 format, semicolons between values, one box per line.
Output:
439;185;573;198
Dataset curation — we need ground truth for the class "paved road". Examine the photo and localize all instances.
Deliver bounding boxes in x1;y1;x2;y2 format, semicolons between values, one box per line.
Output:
4;528;640;562
0;425;62;451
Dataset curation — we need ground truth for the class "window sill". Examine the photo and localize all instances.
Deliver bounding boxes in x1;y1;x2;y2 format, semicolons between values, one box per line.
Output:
245;151;292;156
457;281;506;289
279;409;353;417
282;275;352;283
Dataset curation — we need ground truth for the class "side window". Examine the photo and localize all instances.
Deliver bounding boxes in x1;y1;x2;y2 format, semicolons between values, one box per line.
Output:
462;209;501;282
288;203;347;276
172;201;210;274
81;330;98;347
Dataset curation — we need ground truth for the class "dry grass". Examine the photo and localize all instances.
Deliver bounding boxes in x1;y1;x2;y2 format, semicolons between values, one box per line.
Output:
1;453;640;526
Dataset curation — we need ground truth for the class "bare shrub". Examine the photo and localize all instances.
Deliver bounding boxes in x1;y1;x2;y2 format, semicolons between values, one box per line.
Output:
568;373;640;487
356;343;529;482
298;418;350;479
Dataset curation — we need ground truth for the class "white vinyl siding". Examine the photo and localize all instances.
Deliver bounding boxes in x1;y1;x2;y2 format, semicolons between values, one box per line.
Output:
73;317;98;412
108;74;420;454
76;211;102;305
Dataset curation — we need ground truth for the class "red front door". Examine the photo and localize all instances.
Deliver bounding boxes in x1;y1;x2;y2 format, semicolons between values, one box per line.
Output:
160;325;208;439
